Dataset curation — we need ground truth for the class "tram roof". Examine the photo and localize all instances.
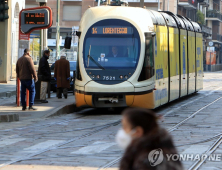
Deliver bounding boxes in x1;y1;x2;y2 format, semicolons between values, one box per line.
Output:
160;12;177;28
146;10;157;24
177;15;194;31
185;17;202;33
149;10;166;26
160;11;185;29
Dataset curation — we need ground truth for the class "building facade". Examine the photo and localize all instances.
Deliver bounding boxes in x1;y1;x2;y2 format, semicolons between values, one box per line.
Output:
24;0;222;72
0;0;25;82
205;0;222;71
25;0;95;58
11;1;26;78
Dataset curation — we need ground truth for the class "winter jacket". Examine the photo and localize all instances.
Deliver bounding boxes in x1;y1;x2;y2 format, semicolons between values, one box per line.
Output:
120;128;184;170
54;57;70;88
38;55;51;82
16;54;37;81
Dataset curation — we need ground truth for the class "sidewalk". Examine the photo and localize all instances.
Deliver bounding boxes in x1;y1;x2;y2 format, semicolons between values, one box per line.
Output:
0;92;76;122
0;79;16;98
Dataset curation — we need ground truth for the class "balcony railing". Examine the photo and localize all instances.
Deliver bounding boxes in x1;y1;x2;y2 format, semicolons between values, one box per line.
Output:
178;0;197;9
199;24;212;37
206;10;222;21
212;33;222;42
198;0;209;7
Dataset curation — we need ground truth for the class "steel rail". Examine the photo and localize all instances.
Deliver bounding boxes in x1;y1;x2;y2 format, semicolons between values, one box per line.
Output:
0;119;120;168
188;136;222;170
97;88;222;170
167;96;222;132
163;86;222;117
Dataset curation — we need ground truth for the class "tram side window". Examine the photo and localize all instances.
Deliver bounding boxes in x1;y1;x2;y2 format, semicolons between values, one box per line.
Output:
76;42;82;81
138;37;154;81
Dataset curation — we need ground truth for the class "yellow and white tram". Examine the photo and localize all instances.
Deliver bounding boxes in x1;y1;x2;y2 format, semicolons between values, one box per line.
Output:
74;6;203;109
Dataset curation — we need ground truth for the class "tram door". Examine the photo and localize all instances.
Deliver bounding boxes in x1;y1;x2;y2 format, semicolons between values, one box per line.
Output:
196;32;203;91
160;12;180;102
169;26;180;101
188;31;196;94
179;28;188;97
151;10;169;107
160;26;169;105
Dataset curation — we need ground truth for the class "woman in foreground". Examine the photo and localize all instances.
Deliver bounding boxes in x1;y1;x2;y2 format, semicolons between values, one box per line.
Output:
116;108;183;170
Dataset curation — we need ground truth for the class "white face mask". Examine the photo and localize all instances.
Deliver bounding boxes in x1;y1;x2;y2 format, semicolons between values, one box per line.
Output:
115;128;135;150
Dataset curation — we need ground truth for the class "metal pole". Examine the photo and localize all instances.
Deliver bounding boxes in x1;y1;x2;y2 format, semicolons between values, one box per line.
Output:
140;0;144;8
167;0;169;11
39;30;42;60
98;0;101;6
56;0;60;60
158;0;160;11
163;0;165;11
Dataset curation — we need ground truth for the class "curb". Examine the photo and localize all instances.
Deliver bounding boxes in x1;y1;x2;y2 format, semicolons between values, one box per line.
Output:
44;103;77;118
0;103;76;123
0;114;19;123
0;90;16;98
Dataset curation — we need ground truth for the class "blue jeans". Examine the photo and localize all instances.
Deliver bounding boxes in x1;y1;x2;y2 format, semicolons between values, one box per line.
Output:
20;79;35;107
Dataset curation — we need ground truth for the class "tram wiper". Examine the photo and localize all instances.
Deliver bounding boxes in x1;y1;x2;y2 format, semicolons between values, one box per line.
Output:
87;55;105;70
87;45;105;70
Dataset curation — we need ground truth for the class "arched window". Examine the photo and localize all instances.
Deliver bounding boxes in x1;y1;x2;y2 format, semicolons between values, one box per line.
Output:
14;2;19;18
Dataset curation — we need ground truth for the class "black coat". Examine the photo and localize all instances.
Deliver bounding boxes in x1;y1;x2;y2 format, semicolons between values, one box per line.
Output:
120;128;184;170
38;55;51;81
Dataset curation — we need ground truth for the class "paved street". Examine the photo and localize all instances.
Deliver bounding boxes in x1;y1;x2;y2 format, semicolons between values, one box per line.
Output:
0;72;222;169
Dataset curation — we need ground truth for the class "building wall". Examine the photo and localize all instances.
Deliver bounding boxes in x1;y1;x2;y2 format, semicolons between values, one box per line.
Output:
0;0;25;81
10;0;25;78
26;0;94;29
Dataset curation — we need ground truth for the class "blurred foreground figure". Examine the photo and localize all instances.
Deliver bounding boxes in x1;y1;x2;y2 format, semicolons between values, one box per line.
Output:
116;108;183;170
54;53;70;99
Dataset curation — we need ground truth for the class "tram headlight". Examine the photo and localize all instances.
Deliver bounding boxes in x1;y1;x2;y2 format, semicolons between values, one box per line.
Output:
92;75;95;79
124;75;128;79
96;75;100;79
120;75;123;79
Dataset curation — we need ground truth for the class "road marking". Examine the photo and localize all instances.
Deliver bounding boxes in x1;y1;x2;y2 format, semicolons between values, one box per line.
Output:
71;141;115;155
0;138;26;147
23;140;65;153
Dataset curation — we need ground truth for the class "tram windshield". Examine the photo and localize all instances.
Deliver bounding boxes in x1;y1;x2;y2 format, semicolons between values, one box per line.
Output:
83;19;141;70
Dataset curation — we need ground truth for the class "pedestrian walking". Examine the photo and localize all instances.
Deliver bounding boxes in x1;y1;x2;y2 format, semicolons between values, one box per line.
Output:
38;50;51;103
54;53;70;99
116;108;183;170
16;49;37;111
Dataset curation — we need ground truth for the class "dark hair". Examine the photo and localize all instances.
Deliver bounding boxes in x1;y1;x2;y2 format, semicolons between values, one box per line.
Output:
44;50;50;55
24;48;30;54
122;108;158;135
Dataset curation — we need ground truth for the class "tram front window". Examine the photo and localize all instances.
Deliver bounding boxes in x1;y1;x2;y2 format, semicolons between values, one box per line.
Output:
84;37;140;69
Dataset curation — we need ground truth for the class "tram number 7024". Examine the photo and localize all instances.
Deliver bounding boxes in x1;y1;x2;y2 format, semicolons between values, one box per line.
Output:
103;76;116;80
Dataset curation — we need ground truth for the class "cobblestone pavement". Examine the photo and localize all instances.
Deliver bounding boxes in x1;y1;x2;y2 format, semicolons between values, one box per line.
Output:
0;72;222;170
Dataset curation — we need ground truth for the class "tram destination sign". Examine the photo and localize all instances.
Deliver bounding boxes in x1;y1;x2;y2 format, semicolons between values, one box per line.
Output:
20;7;52;34
25;13;45;25
92;26;133;35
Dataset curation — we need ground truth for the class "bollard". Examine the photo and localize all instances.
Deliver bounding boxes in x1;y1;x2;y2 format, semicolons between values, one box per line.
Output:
17;78;29;107
26;89;29;107
17;78;20;107
48;82;51;98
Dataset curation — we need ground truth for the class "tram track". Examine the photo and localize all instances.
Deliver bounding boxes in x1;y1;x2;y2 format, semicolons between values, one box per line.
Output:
163;86;222;117
188;135;222;170
0;118;121;168
1;75;222;169
0;108;94;132
167;95;222;133
98;87;222;170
